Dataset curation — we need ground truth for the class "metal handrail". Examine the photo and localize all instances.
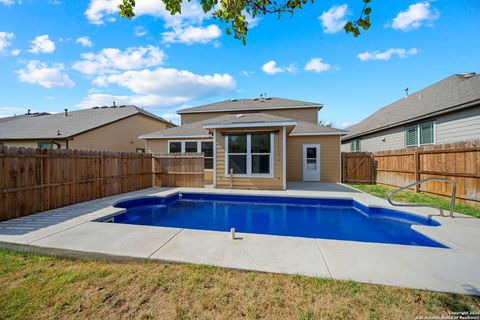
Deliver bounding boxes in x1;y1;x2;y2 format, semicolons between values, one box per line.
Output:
387;177;457;218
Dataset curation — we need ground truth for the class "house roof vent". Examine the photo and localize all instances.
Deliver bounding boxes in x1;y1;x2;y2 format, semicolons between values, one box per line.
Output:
462;72;476;78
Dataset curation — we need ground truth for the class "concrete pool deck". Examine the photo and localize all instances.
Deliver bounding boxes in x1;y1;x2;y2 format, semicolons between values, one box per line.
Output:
0;183;479;296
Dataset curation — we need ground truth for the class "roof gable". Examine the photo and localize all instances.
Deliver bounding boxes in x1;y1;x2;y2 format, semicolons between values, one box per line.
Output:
177;97;322;114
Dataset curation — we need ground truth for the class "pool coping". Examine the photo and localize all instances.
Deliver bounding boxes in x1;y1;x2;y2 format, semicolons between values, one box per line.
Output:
1;185;479;296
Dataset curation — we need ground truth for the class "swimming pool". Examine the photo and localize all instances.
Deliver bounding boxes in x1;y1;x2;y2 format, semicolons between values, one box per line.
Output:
105;193;447;248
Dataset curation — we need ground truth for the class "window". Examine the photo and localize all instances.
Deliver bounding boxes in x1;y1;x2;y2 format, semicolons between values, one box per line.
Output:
201;141;214;169
350;139;361;152
169;141;182;153
405;122;434;147
168;140;214;170
38;142;53;149
136;148;145;154
226;133;273;177
185;141;198;153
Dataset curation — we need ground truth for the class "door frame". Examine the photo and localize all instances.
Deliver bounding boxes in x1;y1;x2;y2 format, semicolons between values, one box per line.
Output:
302;144;321;182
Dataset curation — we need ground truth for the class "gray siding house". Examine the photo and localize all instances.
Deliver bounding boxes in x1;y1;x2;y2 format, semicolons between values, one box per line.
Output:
341;73;480;152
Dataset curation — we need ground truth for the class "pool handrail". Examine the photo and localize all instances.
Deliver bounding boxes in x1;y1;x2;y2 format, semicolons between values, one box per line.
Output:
387;177;457;218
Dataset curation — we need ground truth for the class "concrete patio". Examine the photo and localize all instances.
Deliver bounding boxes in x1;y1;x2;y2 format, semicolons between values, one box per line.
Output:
1;183;479;296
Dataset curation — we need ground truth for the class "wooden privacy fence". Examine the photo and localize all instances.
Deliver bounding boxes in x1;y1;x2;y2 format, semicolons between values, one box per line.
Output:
342;152;376;184
153;153;205;188
0;147;153;221
342;140;480;206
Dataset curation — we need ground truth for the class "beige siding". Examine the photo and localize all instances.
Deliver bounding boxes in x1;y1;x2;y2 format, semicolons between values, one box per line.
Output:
286;135;341;182
181;108;319;125
68;114;169;152
341;106;480;153
215;127;284;190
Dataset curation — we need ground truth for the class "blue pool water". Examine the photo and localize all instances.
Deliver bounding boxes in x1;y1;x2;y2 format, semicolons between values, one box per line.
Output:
106;193;447;248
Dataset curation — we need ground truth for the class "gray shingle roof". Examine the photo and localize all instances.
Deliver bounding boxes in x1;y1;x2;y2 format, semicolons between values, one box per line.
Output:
140;113;345;139
0;112;49;124
139;121;210;139
343;73;480;140
202;113;297;126
0;106;175;140
290;121;347;135
177;97;322;114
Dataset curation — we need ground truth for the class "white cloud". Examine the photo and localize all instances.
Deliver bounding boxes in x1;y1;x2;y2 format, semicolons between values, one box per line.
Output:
78;67;236;110
0;107;27;118
0;0;17;5
339;121;357;129
162;24;221;45
241;70;254;77
161;113;181;124
261;60;297;75
134;26;148;37
95;67;235;97
85;0;218;45
72;45;166;75
10;49;20;56
319;4;348;34
358;48;418;61
76;36;93;47
75;93;189;110
390;2;439;31
0;32;15;53
244;11;261;28
85;0;206;26
29;35;55;54
16;60;75;88
304;58;332;73
262;60;284;75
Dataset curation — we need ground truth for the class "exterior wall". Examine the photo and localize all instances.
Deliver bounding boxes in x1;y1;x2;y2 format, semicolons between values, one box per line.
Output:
145;137;214;184
341;106;480;152
215;127;284;190
68;114;169;152
286;135;341;182
181;108;319;125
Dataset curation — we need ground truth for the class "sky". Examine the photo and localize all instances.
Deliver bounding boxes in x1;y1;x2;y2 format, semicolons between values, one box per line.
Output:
0;0;479;127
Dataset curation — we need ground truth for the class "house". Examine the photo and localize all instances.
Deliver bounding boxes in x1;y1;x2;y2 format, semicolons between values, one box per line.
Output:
0;105;175;153
341;73;480;152
140;97;347;190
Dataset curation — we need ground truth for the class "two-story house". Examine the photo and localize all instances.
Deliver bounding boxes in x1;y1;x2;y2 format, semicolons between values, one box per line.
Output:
140;97;347;190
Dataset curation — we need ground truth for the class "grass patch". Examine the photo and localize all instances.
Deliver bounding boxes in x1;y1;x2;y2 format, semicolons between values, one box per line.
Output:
348;183;480;218
0;250;479;319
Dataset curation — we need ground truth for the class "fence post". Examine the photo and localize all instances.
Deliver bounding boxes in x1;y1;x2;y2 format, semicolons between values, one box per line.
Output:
414;151;420;192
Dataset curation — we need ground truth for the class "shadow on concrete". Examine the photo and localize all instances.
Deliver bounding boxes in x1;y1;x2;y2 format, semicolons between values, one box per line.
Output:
0;188;171;236
287;182;361;193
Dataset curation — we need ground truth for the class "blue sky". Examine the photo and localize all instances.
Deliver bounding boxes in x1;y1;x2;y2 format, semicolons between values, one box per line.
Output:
0;0;479;127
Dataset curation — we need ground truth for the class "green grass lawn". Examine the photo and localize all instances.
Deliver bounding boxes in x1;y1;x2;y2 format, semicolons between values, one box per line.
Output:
1;250;479;319
348;184;480;218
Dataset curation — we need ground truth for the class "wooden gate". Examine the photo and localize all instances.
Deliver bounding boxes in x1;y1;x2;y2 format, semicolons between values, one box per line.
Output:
342;152;375;184
153;153;205;188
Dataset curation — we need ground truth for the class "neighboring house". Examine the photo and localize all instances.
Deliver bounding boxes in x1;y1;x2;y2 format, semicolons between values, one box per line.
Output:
0;105;175;153
140;97;347;190
342;73;480;152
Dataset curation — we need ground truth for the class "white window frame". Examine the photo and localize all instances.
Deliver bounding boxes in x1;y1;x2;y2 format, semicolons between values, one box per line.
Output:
225;133;274;178
167;140;214;170
405;121;436;147
350;139;361;152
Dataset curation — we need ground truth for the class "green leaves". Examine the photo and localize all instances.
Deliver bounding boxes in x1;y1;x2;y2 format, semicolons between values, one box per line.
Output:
118;0;135;19
118;0;374;44
344;0;373;37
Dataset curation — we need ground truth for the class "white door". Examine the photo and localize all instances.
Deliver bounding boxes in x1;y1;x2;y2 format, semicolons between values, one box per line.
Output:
303;144;320;181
